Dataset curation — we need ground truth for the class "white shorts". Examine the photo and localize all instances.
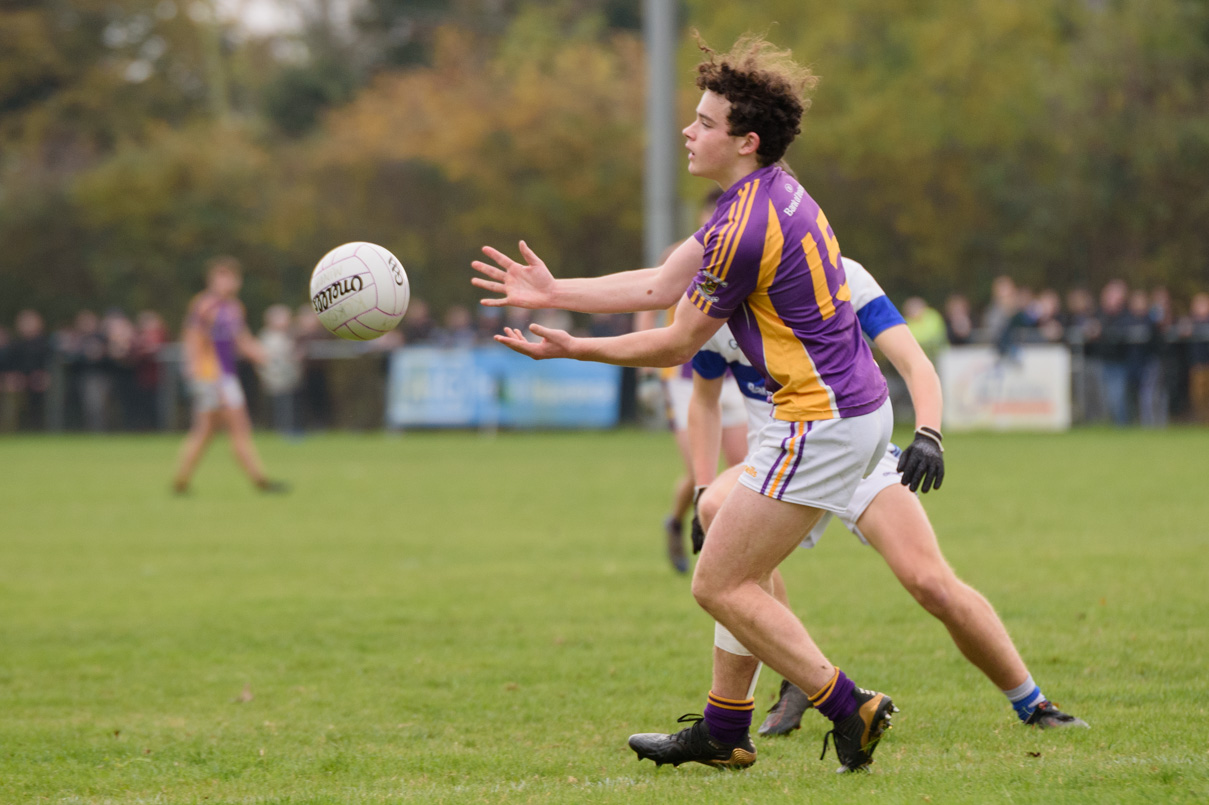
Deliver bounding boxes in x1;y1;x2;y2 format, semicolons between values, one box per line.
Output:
665;375;746;431
801;444;904;548
191;375;246;413
737;399;893;514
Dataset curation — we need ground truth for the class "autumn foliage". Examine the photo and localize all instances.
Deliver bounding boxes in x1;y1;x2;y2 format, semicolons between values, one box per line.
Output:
1;0;1207;325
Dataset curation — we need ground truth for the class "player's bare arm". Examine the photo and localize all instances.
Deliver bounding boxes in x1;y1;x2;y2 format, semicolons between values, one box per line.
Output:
495;294;723;368
236;327;268;367
871;324;942;431
472;237;704;314
687;372;726;487
873;323;946;492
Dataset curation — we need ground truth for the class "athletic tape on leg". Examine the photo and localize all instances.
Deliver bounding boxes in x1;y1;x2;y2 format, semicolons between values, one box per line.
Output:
746;662;763;700
714;622;753;656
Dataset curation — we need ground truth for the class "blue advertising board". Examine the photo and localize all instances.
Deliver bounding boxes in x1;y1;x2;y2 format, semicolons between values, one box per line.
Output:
386;347;622;429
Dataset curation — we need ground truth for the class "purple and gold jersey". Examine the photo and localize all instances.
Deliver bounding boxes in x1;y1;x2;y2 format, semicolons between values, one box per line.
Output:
687;165;887;422
186;293;244;380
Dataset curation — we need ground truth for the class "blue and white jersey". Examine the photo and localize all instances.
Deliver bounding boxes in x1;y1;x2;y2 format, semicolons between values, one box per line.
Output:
844;258;906;341
692;257;908;447
692;323;772;450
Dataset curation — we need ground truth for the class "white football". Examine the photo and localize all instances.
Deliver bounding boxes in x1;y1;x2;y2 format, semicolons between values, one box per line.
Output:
310;242;410;340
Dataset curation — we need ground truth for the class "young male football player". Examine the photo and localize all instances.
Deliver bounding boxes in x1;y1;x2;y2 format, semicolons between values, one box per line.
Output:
688;259;1087;739
473;35;934;772
172;257;287;495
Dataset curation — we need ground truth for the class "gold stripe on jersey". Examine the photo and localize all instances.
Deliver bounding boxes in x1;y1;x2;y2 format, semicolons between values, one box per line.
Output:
804;208;847;321
817;209;841;266
692;182;759;316
716;181;759;285
697;189;746;316
703;197;742;279
747;201;840;421
802;233;836;320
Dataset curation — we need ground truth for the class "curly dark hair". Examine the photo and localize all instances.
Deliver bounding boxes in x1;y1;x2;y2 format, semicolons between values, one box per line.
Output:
695;33;819;166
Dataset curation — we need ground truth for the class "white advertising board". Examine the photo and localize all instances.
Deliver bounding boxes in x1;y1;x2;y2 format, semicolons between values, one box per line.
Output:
938;345;1071;431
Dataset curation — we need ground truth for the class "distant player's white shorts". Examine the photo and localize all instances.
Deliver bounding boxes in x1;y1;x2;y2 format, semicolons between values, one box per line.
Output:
738;398;893;515
801;444;904;549
665;375;746;431
191;375;246;413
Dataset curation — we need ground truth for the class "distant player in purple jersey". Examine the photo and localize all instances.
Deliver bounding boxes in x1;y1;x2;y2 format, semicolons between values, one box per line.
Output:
473;35;939;772
172;257;287;495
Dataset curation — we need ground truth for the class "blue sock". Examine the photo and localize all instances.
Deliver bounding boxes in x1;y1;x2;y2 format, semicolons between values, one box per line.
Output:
1003;675;1046;722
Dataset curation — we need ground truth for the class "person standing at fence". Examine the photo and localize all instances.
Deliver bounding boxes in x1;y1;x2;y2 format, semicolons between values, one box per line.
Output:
258;304;301;436
981;275;1018;344
67;310;110;432
1122;289;1163;427
172;257;287;494
1096;280;1132;425
105;311;141;432
1186;292;1209;424
943;294;973;345
1063;288;1103;423
0;323;13;431
133;311;168;431
8;310;52;431
294;304;333;431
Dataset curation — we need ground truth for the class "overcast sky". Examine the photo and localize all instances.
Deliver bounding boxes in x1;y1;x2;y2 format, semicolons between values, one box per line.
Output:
213;0;355;35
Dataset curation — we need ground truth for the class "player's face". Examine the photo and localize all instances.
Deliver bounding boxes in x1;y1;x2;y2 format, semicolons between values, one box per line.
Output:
210;269;241;298
683;91;746;183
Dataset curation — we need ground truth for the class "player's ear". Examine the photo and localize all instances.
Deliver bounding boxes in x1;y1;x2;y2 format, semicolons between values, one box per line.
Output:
738;131;760;158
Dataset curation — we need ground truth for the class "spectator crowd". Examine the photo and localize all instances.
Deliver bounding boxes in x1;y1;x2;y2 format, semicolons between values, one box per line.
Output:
2;279;1208;433
915;277;1209;426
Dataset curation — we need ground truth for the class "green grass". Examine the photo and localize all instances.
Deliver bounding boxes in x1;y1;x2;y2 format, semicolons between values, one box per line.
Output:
1;428;1207;804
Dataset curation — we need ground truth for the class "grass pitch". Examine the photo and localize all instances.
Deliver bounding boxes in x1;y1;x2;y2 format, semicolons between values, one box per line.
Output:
1;428;1207;804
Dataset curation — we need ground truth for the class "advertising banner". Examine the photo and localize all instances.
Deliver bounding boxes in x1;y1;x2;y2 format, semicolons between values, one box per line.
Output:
938;345;1071;431
386;347;622;429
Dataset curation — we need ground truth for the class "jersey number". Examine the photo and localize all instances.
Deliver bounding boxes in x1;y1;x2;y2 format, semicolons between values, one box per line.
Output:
801;209;851;320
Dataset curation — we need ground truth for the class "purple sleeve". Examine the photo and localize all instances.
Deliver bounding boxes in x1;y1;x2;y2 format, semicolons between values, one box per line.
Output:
684;195;766;319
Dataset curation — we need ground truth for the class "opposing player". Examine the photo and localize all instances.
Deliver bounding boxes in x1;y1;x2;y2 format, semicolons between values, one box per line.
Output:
635;316;747;571
687;259;1087;738
635;190;748;573
474;35;932;772
172;257;288;495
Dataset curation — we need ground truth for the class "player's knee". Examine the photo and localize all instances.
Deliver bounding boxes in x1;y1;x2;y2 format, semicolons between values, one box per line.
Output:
904;570;954;617
691;570;726;616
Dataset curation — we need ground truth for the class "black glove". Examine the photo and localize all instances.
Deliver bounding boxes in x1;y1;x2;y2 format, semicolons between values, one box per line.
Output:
690;485;708;554
897;427;945;493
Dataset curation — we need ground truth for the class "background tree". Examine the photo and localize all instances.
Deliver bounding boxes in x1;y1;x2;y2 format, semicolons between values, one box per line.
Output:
2;0;1207;326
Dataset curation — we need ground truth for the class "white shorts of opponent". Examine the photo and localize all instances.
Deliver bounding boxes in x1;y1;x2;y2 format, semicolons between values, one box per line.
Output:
800;444;904;548
738;398;893;524
665;375;747;432
191;375;246;414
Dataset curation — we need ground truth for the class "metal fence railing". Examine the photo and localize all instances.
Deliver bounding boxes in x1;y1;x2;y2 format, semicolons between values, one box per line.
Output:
3;334;1209;433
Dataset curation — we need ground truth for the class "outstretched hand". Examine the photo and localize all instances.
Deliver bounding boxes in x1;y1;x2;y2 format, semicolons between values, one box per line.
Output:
471;241;556;309
494;324;577;361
